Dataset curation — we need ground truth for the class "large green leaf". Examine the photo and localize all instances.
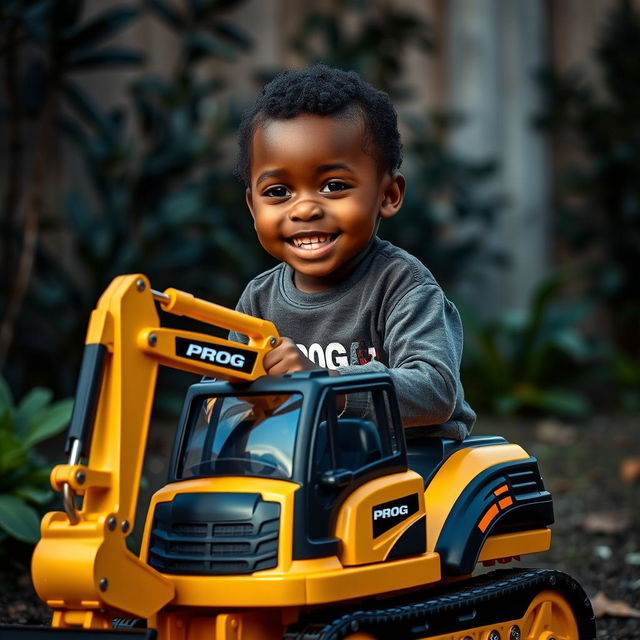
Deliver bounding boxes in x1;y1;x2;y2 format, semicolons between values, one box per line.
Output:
63;80;116;136
16;486;54;506
186;33;238;62
23;398;73;448
212;22;252;50
0;432;26;474
16;387;53;435
0;494;41;544
61;5;141;54
0;377;13;411
21;0;53;44
144;0;186;31
65;47;144;70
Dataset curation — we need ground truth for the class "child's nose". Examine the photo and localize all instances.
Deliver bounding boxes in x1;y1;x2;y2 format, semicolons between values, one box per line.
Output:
289;199;323;221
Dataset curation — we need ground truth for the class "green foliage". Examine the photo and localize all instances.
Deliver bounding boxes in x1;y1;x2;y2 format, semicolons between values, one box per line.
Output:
290;0;433;96
536;0;640;362
0;377;72;546
2;0;258;396
461;275;600;418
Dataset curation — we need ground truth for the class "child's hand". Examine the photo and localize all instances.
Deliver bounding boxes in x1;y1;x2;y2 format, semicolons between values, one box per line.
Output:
263;337;318;375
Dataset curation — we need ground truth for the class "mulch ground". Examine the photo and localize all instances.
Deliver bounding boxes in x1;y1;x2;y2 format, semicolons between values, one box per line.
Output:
1;415;638;638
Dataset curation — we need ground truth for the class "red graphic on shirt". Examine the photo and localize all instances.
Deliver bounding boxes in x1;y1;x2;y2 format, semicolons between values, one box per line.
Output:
350;340;379;365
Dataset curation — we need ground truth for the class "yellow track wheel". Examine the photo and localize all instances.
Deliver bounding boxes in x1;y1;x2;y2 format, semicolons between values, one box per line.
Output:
520;590;580;640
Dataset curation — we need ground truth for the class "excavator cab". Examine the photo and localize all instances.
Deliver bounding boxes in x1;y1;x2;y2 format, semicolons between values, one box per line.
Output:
145;371;410;576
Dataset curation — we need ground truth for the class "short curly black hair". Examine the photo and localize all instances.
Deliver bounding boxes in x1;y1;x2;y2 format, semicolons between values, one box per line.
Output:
236;64;403;186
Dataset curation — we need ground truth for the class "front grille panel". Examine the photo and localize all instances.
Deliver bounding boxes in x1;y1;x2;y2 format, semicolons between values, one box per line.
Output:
148;492;280;575
172;523;207;537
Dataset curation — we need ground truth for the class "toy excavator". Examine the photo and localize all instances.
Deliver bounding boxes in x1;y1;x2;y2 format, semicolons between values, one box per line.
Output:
2;274;596;640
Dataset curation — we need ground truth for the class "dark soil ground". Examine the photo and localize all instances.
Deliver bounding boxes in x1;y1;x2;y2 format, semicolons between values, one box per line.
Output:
1;415;639;638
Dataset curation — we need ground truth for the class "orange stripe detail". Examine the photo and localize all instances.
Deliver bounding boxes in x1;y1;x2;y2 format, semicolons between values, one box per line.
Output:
478;504;500;533
498;496;513;510
494;484;509;496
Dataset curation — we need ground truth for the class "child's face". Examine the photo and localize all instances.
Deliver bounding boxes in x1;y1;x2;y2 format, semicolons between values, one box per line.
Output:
246;113;405;292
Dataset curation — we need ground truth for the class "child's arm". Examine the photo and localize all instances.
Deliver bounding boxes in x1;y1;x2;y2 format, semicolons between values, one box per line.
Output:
336;284;475;440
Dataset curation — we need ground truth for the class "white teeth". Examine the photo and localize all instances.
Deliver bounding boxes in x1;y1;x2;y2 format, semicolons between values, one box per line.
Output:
291;234;333;249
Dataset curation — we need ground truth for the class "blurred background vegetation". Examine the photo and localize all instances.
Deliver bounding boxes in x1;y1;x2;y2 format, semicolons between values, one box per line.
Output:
1;0;638;441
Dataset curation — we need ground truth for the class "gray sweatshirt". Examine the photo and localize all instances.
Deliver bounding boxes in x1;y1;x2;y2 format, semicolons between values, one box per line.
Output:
230;237;475;440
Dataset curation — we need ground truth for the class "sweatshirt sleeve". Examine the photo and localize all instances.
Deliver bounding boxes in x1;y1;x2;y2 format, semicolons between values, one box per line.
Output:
337;284;469;436
228;288;251;345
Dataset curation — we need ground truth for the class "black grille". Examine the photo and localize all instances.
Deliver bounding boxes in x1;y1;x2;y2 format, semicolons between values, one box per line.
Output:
507;468;545;500
148;492;280;575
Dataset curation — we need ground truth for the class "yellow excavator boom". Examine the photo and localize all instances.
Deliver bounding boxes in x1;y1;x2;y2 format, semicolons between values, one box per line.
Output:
31;274;278;625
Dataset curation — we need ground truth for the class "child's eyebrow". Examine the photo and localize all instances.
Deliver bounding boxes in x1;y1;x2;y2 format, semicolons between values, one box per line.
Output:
317;163;354;175
256;169;285;186
255;163;355;187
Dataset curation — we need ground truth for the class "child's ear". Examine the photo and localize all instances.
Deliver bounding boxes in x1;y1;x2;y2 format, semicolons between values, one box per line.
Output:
379;173;406;219
246;188;256;223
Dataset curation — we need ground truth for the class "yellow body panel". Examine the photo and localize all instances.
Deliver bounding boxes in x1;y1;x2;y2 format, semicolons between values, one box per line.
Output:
423;444;530;552
334;470;426;566
143;475;442;607
165;553;441;607
477;528;551;562
32;511;174;618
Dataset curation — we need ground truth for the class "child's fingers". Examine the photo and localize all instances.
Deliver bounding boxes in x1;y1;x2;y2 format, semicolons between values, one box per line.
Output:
263;337;295;372
263;337;312;375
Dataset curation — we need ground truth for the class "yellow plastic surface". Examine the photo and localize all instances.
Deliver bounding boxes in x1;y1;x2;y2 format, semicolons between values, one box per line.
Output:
334;470;426;566
477;528;552;562
142;476;441;608
32;274;279;622
159;287;279;348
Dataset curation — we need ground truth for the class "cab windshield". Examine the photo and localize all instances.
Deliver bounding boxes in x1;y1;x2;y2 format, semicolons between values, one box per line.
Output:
178;393;302;480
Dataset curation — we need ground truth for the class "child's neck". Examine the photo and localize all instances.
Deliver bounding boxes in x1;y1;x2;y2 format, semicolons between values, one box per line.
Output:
292;237;377;293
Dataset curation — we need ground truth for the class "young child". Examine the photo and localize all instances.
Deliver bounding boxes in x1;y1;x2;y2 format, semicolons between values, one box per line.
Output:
231;64;475;440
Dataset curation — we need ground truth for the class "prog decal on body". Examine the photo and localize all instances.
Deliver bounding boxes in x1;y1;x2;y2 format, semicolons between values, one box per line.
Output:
372;493;419;538
175;337;257;374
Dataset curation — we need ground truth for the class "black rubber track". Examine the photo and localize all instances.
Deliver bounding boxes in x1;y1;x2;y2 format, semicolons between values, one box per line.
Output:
283;568;596;640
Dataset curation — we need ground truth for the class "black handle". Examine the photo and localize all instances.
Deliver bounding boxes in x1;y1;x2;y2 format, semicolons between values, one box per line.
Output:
65;343;107;456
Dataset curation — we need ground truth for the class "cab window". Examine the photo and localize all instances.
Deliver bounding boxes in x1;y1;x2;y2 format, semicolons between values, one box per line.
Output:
313;387;400;477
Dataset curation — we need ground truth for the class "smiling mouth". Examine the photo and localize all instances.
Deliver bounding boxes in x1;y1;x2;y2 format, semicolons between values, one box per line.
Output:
287;233;338;250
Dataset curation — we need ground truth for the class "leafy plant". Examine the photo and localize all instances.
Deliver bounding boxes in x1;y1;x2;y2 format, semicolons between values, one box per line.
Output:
1;0;256;397
290;0;434;96
0;0;144;386
460;275;601;418
0;377;72;546
536;0;640;363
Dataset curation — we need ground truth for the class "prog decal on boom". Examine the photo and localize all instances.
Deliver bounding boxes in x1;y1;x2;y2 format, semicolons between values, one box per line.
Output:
175;337;257;373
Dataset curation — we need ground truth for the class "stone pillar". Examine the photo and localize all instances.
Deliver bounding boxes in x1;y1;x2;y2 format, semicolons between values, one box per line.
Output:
447;0;550;313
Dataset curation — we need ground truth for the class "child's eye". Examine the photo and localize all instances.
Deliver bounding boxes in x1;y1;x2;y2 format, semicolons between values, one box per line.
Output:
263;185;290;199
320;181;351;193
